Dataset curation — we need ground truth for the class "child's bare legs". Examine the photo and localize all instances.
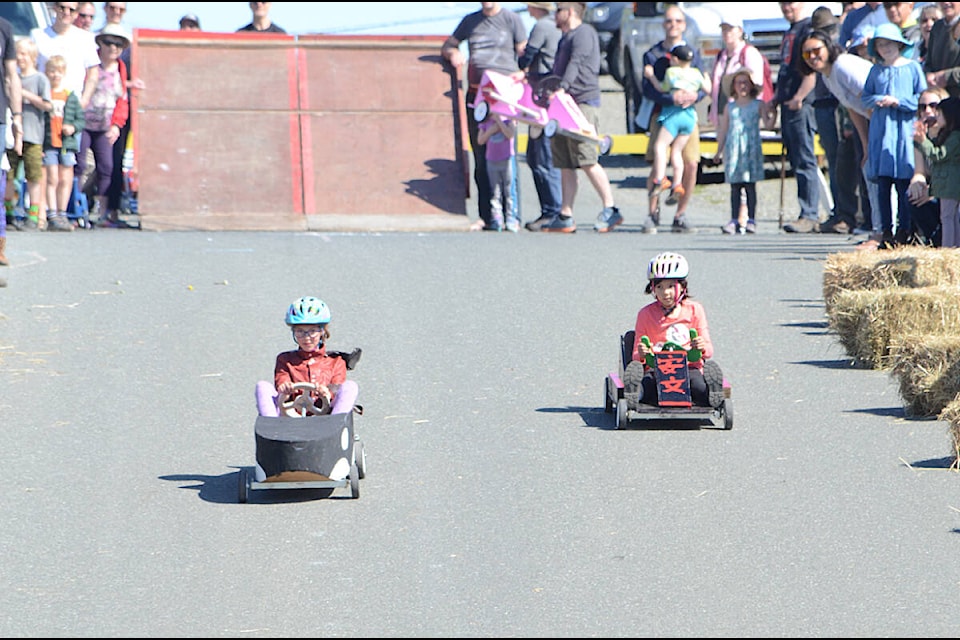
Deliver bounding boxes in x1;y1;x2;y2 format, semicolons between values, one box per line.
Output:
45;163;59;218
651;126;675;189
669;132;690;193
27;178;44;227
57;165;74;216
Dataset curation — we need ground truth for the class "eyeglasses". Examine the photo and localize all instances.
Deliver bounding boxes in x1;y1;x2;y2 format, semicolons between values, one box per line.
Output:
99;37;126;48
802;45;826;59
292;327;324;337
56;5;78;14
918;101;941;111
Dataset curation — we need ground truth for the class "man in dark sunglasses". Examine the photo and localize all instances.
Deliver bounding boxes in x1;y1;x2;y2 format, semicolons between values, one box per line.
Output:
74;2;96;31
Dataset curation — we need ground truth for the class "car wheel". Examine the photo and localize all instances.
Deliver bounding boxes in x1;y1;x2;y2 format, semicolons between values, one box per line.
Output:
616;398;628;430
608;32;624;86
723;398;734;430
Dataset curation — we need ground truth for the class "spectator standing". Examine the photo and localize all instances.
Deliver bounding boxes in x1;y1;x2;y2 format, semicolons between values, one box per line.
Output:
74;2;96;31
862;22;927;246
237;1;287;34
913;93;960;247
916;4;943;63
540;1;619;233
838;2;890;49
100;1;137;224
0;15;23;267
923;1;960;98
712;68;777;234
810;7;842;228
76;23;129;228
636;4;706;234
477;113;519;231
42;55;84;229
643;44;710;206
441;3;527;232
800;29;876;235
32;2;100;110
775;2;821;234
179;13;202;31
4;39;54;231
518;2;563;232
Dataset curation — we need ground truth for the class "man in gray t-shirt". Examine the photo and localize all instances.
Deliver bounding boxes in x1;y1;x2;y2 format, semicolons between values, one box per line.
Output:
442;3;527;230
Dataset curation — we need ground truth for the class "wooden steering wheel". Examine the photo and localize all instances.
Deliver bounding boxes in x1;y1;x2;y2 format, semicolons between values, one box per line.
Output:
277;382;331;417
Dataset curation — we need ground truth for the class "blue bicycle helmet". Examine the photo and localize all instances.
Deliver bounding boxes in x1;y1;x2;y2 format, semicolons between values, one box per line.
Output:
285;296;331;325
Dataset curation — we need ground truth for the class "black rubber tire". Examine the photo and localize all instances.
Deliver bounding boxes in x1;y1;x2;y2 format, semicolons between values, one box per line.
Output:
723;398;734;430
616;398;628;430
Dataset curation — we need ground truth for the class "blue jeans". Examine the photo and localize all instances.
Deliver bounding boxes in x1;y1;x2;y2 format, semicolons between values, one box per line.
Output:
815;103;839;215
525;131;561;218
780;103;820;220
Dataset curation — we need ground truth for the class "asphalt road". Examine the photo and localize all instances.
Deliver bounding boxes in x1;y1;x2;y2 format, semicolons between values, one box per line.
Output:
0;79;957;638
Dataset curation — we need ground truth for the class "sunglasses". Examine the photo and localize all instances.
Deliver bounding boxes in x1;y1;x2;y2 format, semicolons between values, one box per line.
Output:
802;45;826;59
99;37;126;48
918;101;941;111
56;5;77;13
77;13;94;20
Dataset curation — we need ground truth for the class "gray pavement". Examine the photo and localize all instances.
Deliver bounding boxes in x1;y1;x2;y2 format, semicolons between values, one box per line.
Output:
0;79;956;638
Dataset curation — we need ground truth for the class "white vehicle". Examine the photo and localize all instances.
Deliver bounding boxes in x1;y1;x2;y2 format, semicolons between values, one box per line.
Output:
0;2;53;39
617;2;842;134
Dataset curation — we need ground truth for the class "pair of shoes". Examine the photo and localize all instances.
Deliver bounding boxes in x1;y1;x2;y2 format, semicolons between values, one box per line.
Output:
665;184;685;206
721;219;738;235
505;219;521;233
672;214;695;233
641;214;658;234
525;215;556;232
702;360;725;409
541;215;576;233
783;217;820;233
593;206;623;232
744;220;756;234
649;177;670;199
46;216;74;232
820;217;853;234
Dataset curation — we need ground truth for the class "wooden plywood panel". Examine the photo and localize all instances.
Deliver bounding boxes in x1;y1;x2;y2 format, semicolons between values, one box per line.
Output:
137;110;304;231
305;112;465;216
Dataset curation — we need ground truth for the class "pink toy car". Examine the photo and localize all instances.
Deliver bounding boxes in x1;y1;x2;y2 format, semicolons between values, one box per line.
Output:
472;70;613;155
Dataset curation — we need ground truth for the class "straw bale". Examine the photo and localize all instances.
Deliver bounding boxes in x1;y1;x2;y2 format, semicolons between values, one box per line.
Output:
822;246;960;313
936;396;960;471
888;335;960;417
826;285;960;369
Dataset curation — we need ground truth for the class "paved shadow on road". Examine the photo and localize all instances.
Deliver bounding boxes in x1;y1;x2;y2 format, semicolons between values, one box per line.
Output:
537;406;711;431
160;470;342;504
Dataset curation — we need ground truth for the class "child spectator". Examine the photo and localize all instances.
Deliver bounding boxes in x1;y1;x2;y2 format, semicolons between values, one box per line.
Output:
76;23;129;228
861;22;927;247
622;252;724;410
476;113;519;232
255;296;360;419
3;39;55;231
643;44;711;205
711;68;776;235
913;94;960;248
42;55;84;228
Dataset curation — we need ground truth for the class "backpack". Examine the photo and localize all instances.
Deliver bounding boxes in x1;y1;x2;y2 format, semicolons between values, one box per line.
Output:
739;45;775;103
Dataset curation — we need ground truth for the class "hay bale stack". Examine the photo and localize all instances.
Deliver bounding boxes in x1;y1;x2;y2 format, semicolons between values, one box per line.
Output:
822;246;960;313
888;335;960;417
936;397;960;471
826;285;960;369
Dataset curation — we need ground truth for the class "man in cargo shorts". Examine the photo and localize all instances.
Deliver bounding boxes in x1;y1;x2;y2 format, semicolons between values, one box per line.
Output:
637;4;705;234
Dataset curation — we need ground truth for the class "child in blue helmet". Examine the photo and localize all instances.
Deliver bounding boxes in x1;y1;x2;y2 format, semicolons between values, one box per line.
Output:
623;252;724;408
255;296;360;417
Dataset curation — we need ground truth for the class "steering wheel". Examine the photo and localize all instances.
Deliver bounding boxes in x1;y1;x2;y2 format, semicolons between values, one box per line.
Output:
277;382;331;417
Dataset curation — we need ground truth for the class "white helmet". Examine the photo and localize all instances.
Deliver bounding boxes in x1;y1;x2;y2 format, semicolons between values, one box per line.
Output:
647;252;689;280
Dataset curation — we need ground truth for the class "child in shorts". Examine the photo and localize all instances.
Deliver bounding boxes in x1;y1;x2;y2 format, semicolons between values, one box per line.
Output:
42;55;84;227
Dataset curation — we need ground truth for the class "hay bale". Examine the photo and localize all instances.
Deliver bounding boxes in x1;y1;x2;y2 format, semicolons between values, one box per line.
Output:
823;246;960;313
827;285;960;369
936;396;960;471
888;335;960;417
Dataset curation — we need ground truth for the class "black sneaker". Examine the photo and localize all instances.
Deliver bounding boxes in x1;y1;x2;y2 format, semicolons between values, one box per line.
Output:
672;214;695;233
524;215;557;232
703;360;725;408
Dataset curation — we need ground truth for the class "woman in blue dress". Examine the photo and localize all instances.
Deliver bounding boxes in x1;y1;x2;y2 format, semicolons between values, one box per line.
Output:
862;22;927;247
